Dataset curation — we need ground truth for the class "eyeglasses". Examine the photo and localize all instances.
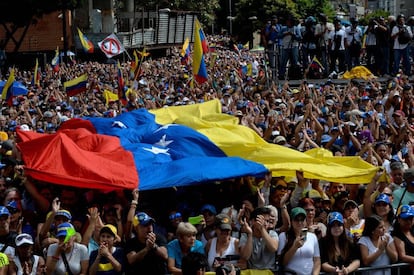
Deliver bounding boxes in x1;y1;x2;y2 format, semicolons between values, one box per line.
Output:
275;185;287;191
383;193;393;197
294;217;305;222
304;208;315;212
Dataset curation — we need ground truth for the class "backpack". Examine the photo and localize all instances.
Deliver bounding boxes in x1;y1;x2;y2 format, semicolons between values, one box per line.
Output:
398;26;411;44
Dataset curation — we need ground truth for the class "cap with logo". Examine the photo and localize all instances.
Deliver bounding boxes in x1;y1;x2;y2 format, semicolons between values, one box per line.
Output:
56;222;75;238
15;233;34;247
215;214;232;230
328;212;344;225
397;205;414;219
134;212;156;226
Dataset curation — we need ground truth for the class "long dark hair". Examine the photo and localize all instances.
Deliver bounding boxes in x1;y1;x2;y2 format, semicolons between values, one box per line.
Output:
324;221;351;265
363;215;382;237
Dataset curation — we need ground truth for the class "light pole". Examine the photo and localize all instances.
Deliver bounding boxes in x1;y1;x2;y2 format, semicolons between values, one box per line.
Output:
228;0;232;35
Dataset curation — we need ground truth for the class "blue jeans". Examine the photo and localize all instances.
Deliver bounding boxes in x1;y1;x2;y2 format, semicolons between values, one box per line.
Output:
280;47;299;77
393;47;411;76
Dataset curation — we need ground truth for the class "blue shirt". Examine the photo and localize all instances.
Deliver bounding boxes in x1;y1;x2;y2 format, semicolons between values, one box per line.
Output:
167;239;204;268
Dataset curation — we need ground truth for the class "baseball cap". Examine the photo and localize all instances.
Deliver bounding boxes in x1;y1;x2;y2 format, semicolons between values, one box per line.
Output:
274;135;287;144
15;233;34;246
375;193;390;204
397;205;414;219
201;204;217;215
303;189;322;200
44;111;54;118
56;222;74;237
343;200;358;210
404;168;414;180
135;212;155;226
290;207;306;219
328;212;344;225
100;224;118;237
215;214;232;230
55;210;72;221
321;134;332;144
291;89;300;94
0;206;10;217
393;110;405;118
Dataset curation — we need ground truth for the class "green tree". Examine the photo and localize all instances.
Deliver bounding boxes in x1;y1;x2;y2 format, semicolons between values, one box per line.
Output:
0;0;83;52
358;10;390;26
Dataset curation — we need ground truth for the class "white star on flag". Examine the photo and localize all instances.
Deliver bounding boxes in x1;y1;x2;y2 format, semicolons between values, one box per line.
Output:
143;146;170;155
155;135;173;147
154;124;179;133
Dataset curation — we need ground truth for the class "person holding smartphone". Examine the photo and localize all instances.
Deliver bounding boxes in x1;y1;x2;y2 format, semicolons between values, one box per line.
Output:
278;207;320;275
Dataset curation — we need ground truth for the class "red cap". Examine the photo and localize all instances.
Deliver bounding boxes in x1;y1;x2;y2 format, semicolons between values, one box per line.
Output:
393;110;405;117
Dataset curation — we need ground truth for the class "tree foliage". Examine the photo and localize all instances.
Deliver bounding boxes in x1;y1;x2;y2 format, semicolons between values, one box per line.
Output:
358;10;390;26
232;0;334;42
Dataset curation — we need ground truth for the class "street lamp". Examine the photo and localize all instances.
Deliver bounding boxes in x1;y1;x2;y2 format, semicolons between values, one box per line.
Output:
227;16;235;35
228;0;232;35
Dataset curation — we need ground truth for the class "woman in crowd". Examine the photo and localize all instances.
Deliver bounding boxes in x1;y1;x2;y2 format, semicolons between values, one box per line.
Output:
167;222;205;274
45;222;89;275
342;200;365;241
319;212;360;274
89;224;124;275
205;214;240;271
392;205;414;273
358;215;397;275
278;207;320;275
298;198;326;239
363;173;395;233
9;233;45;275
367;194;395;233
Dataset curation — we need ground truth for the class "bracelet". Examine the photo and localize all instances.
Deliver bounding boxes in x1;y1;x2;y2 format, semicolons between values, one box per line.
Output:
281;205;287;209
52;256;60;261
131;200;138;205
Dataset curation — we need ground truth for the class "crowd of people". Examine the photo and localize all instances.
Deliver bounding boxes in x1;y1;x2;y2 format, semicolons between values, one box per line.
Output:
262;13;414;79
0;11;412;275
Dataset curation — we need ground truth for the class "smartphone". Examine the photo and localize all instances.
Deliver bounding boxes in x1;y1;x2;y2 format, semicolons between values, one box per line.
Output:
188;215;203;225
301;228;308;241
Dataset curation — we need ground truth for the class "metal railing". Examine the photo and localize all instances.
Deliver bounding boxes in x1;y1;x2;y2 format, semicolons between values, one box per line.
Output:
320;262;411;275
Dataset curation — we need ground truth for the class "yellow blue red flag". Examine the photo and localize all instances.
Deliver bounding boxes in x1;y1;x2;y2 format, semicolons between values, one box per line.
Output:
63;74;88;96
77;28;94;53
192;19;208;84
1;68;15;105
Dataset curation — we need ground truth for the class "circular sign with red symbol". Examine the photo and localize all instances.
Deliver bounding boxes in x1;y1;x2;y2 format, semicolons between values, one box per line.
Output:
98;34;124;58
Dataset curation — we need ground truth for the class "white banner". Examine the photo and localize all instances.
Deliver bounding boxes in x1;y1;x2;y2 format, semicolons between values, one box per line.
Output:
98;34;125;58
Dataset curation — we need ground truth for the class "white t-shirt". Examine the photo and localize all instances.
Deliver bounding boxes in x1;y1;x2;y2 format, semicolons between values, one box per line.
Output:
47;243;89;275
329;29;346;51
358;234;394;275
392;25;413;49
278;231;320;275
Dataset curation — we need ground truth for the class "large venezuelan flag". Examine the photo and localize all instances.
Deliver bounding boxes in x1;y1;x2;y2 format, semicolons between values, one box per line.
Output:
192;19;208;84
151;100;379;184
17;108;267;191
